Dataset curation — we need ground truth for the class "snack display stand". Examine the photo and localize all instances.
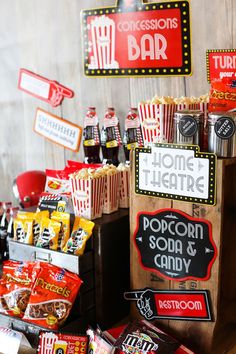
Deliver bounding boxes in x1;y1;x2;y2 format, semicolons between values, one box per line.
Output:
130;153;236;354
0;209;130;348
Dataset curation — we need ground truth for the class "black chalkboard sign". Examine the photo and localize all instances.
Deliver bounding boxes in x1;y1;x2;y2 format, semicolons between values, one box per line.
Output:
134;209;217;281
179;115;198;137
214;116;236;140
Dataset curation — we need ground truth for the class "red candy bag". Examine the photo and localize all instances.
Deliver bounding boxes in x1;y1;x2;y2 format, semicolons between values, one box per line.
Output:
209;78;236;112
23;263;82;330
1;260;40;317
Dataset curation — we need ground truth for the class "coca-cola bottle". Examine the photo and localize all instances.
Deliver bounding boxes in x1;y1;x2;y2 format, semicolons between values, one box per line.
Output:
101;107;121;166
83;107;101;164
0;202;12;261
123;107;144;163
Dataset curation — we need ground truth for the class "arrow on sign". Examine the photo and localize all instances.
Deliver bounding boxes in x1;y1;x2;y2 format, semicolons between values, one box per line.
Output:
205;247;214;254
198;160;205;171
143;156;148;165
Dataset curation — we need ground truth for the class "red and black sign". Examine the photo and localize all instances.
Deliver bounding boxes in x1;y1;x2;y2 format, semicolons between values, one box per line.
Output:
206;49;236;83
81;0;191;77
134;209;217;281
124;288;212;321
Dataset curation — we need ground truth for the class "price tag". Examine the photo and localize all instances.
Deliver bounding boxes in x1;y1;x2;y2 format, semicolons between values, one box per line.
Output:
18;69;74;107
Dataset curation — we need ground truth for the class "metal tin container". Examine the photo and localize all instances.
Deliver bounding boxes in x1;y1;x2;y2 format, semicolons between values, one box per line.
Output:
208;112;236;157
173;110;204;146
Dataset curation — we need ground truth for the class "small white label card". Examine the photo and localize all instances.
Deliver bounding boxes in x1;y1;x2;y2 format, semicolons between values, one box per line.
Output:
0;327;31;354
18;69;74;107
34;108;82;151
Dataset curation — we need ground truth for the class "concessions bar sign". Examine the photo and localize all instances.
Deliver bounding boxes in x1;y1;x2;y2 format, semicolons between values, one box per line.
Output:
81;0;191;77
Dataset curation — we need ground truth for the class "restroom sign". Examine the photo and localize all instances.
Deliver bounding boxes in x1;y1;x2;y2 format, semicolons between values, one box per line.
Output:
135;144;216;205
81;0;192;77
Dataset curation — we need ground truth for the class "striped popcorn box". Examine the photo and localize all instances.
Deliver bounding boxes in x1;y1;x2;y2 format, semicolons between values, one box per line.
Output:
138;103;178;145
199;102;209;151
118;169;130;209
70;176;106;220
38;332;59;354
103;171;120;214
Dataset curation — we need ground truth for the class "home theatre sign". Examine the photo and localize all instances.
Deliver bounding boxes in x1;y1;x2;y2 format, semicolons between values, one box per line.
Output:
81;0;191;77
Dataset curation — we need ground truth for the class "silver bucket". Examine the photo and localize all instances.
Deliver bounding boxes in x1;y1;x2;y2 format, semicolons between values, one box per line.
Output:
173;110;204;146
208;112;236;157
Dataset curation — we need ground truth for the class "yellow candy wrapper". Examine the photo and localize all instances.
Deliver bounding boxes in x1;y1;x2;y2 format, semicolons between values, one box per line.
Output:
36;218;61;250
17;210;50;246
63;217;94;255
13;218;34;244
51;211;70;250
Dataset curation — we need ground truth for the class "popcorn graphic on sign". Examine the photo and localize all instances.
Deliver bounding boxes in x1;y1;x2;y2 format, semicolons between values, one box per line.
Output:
88;15;119;69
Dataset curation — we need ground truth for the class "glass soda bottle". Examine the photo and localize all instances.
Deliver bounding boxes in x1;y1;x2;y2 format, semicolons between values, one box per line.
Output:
83;107;101;164
101;107;121;166
123;107;143;163
0;202;12;261
6;207;19;259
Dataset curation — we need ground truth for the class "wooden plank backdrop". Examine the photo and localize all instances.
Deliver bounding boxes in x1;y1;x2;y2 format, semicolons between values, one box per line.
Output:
0;0;235;202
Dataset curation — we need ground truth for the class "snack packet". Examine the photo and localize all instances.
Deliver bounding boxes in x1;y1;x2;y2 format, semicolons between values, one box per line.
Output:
1;260;40;317
63;217;94;255
0;282;8;314
36;218;61;250
113;320;180;354
38;332;89;354
23;263;83;329
13;218;34;244
45;169;72;194
17;210;50;246
51;211;70;250
37;193;74;214
209;78;236;112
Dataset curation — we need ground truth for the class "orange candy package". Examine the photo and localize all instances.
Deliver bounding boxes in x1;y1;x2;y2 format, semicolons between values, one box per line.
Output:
0;260;40;317
23;263;83;330
209;78;236;112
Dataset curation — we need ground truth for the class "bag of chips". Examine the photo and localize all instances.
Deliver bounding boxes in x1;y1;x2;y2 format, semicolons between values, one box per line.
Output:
36;217;61;250
0;282;8;314
209;78;236;112
23;263;82;329
51;211;70;250
63;217;94;255
1;260;40;317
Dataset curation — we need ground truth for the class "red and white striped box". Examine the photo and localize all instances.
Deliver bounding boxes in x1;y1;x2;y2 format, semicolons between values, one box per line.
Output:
70;176;106;220
118;169;130;209
38;332;59;354
138;103;177;145
103;172;120;214
138;102;208;145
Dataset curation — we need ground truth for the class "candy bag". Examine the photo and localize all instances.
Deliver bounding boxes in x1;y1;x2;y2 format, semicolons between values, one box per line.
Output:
51;211;70;250
36;218;61;250
63;217;94;255
1;260;40;317
209;78;236;112
23;263;83;329
13;218;34;244
17;211;50;246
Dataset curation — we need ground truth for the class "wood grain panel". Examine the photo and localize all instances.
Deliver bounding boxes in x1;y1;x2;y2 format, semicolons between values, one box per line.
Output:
0;0;235;200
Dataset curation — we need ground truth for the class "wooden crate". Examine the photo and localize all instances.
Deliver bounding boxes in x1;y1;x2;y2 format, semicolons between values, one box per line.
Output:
130;157;236;354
